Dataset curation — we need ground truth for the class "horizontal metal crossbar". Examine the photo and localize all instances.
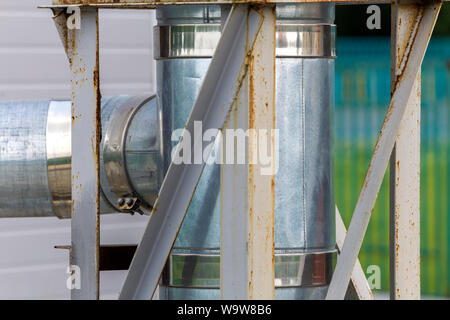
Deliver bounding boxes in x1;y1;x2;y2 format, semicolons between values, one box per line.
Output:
42;0;446;9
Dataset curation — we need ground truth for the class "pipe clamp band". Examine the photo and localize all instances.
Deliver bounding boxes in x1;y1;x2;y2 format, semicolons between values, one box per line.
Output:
154;23;336;59
163;250;335;289
103;95;156;213
154;24;221;60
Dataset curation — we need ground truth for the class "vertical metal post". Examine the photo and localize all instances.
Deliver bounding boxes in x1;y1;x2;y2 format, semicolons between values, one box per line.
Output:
389;2;421;300
69;7;101;300
221;5;276;300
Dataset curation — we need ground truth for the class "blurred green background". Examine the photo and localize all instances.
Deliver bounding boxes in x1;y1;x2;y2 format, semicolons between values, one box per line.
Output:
335;4;450;297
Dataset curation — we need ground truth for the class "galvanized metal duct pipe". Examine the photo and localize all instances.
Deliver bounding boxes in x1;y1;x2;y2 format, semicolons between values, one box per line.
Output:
154;5;223;299
0;96;162;218
155;4;335;299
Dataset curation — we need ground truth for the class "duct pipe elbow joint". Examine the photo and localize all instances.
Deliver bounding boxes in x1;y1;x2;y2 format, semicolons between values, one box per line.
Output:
103;95;159;215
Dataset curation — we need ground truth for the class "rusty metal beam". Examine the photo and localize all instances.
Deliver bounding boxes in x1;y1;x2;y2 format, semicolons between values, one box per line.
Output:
389;1;421;300
220;5;276;300
119;4;264;299
55;7;101;300
41;0;447;9
326;1;441;300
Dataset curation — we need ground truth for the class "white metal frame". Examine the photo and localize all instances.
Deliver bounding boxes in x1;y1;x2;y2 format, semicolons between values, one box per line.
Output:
389;2;422;300
44;0;445;300
220;5;276;300
51;7;101;299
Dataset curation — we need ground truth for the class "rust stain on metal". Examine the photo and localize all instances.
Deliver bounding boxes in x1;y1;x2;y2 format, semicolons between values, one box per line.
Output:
247;7;256;299
71;113;82;125
52;9;70;58
48;0;420;7
394;6;424;88
219;9;257;133
246;5;276;299
270;6;276;269
150;195;158;213
94;14;101;299
389;2;429;300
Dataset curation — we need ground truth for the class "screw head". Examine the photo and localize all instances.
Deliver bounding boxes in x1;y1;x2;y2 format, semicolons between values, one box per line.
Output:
126;198;134;207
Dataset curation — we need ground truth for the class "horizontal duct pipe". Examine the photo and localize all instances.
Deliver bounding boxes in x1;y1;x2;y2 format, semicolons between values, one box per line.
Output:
0;95;162;218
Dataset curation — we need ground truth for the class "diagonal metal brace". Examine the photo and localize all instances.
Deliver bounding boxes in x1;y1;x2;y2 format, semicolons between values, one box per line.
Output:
326;1;441;300
335;207;374;300
119;4;264;300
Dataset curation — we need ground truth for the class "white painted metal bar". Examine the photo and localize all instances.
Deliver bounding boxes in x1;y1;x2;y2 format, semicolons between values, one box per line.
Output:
45;0;450;8
389;1;421;300
326;2;441;300
220;5;276;300
335;207;374;300
119;4;264;299
68;7;101;300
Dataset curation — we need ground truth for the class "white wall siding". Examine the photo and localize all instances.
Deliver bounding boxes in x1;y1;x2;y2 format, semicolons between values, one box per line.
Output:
0;0;155;99
0;0;155;299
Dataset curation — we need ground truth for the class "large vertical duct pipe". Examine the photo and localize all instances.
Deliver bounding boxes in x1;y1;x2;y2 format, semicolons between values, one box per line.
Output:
155;4;335;299
154;5;223;300
0;96;162;218
275;4;335;299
